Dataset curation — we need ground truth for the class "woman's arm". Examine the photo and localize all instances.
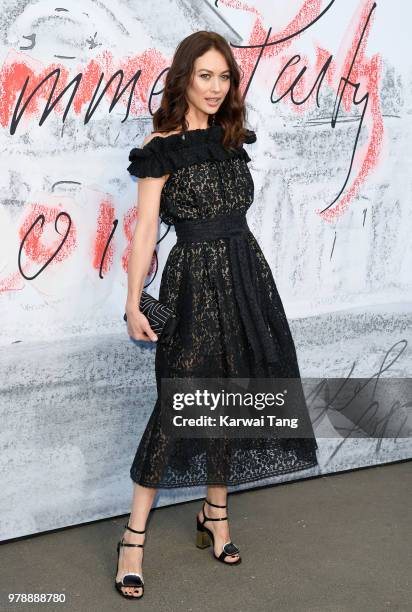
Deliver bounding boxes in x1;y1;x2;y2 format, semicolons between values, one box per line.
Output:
125;133;170;342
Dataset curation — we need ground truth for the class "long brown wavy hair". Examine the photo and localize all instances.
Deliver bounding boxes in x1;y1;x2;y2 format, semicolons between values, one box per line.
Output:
152;31;250;150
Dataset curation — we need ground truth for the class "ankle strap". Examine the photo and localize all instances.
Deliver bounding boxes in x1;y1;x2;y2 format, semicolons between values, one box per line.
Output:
125;522;146;534
205;498;227;508
202;500;228;522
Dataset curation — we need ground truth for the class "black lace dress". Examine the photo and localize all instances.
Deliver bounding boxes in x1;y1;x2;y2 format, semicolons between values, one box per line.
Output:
127;125;318;488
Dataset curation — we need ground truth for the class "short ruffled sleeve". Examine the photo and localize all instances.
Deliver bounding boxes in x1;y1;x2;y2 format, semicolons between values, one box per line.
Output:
127;144;171;179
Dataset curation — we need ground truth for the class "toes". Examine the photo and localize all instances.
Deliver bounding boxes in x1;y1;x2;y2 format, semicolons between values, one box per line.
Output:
122;586;142;597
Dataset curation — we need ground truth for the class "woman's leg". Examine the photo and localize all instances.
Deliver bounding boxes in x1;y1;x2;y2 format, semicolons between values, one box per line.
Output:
197;484;240;563
116;483;157;597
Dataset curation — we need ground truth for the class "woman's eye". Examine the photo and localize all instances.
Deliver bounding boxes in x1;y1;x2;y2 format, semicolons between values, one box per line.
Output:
200;74;230;80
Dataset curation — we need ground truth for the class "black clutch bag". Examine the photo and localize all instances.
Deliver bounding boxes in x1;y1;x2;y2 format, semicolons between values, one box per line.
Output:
123;290;179;343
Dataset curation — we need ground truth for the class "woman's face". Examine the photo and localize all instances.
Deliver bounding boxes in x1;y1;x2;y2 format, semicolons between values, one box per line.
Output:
185;48;231;117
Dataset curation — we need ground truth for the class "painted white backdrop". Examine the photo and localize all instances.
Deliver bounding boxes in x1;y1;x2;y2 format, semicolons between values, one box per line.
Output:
1;0;411;540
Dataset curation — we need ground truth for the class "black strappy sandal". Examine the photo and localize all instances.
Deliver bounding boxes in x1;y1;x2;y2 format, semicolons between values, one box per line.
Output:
114;521;146;599
196;498;242;565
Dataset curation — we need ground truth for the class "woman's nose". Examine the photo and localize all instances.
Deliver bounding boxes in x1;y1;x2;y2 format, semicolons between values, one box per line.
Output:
209;79;222;93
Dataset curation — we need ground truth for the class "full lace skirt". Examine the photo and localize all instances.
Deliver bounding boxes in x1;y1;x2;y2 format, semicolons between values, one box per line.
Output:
130;233;318;488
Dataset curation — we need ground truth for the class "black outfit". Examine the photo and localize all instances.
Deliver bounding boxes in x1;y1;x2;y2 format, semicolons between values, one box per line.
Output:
127;125;318;488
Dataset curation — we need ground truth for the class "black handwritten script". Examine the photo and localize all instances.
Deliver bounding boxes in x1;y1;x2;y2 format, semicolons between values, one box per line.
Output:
18;212;72;280
17;209;172;285
9;1;378;218
99;218;118;280
231;1;378;214
10;66;140;134
305;340;412;465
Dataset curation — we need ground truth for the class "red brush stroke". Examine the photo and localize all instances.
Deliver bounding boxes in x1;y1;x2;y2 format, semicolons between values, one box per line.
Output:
0;48;167;127
318;1;382;222
18;202;76;266
92;199;115;274
121;206;156;277
230;0;382;221
237;0;323;75
0;0;383;242
73;48;166;115
0;270;25;293
121;206;138;274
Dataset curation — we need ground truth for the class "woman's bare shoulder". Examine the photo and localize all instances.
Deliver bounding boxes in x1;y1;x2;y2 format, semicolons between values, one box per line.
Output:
142;130;181;147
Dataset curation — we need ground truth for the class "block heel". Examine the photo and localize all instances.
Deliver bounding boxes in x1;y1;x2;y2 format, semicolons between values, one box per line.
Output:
195;498;242;565
196;519;212;548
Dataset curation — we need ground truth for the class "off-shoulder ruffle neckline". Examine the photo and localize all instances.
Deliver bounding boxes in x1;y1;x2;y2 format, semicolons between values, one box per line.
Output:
142;124;256;148
127;125;256;179
145;124;221;147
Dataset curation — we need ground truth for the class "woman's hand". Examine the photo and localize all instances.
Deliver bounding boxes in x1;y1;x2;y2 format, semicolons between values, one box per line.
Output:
125;303;158;342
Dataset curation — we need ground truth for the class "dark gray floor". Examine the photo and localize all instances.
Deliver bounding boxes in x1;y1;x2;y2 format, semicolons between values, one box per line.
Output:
1;461;411;612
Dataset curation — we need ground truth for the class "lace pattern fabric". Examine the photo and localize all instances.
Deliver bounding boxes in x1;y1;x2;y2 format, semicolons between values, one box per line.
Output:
127;125;318;488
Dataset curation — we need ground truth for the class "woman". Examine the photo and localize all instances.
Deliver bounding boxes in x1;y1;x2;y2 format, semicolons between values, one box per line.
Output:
115;30;319;599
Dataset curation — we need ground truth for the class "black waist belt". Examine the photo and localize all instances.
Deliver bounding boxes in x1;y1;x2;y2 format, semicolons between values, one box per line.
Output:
174;213;249;242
